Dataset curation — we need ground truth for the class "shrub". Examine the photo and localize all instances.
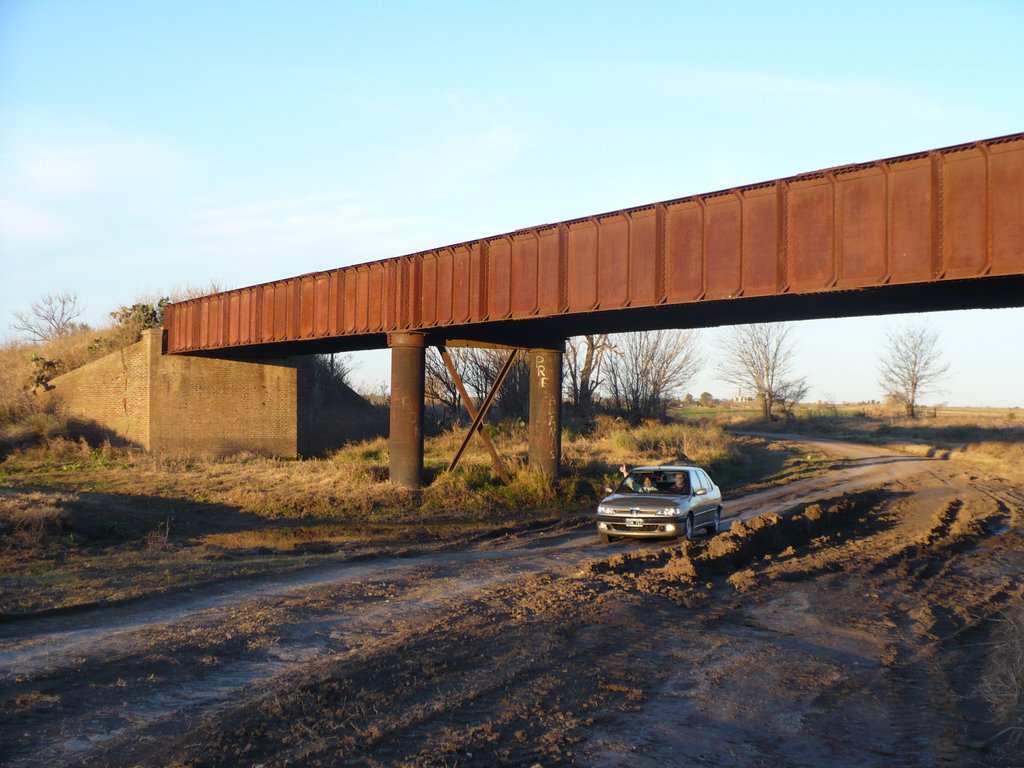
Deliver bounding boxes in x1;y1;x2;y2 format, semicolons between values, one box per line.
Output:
979;605;1024;747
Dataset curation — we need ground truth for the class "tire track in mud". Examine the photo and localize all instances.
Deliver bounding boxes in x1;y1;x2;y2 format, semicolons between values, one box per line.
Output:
581;454;1024;767
876;494;982;768
3;437;1023;767
0;529;601;768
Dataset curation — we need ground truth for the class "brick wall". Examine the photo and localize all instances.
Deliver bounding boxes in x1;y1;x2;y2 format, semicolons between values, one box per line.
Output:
48;329;386;457
148;335;299;456
48;333;152;447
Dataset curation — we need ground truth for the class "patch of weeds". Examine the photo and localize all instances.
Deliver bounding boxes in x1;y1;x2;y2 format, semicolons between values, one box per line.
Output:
979;604;1024;749
489;472;556;510
610;429;637;452
145;518;173;551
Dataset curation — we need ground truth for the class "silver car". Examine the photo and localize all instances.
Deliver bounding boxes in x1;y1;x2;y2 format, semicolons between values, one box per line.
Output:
596;465;723;543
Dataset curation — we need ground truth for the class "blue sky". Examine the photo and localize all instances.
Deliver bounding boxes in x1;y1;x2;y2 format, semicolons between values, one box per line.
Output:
1;1;1022;406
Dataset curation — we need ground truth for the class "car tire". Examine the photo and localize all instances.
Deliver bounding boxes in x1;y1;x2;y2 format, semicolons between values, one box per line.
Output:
599;533;616;544
684;514;694;541
710;506;722;535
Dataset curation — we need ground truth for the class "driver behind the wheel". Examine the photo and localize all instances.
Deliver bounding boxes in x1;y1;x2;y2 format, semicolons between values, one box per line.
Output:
669;472;690;494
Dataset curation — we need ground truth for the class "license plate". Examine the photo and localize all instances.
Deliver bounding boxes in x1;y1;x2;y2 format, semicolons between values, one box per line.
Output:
625;518;644;528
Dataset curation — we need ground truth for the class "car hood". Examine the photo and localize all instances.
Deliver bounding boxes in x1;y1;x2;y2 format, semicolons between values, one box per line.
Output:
599;492;687;511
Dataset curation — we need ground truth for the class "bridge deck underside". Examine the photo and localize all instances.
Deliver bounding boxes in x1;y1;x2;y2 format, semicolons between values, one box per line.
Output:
165;133;1024;357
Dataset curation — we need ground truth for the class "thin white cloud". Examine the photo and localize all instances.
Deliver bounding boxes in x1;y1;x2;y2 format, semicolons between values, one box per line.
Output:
0;122;190;244
192;193;372;236
192;193;398;239
0;198;74;242
182;191;452;277
672;66;994;130
390;92;530;194
11;135;186;199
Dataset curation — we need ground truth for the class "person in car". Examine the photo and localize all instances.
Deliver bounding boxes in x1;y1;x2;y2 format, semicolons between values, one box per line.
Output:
618;465;657;492
669;472;690;494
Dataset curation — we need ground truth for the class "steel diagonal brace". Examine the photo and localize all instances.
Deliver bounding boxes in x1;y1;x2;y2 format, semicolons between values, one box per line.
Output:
446;348;518;477
439;347;512;483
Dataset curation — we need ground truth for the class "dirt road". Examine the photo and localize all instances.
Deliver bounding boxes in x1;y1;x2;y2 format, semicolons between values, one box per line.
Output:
2;437;1022;767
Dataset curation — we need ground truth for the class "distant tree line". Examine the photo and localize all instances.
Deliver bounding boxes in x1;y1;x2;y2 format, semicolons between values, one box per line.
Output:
424;319;950;427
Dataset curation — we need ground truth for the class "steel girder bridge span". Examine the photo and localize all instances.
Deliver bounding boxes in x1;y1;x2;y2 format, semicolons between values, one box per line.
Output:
164;132;1024;487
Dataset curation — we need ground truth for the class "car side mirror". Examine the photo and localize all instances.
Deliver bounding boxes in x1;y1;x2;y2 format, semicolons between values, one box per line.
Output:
695;488;707;496
603;486;613;494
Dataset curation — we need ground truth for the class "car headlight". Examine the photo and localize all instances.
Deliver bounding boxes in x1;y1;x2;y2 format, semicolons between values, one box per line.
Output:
656;507;678;516
597;505;613;515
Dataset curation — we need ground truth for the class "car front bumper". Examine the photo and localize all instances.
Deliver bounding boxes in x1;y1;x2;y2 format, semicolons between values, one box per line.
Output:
596;514;682;538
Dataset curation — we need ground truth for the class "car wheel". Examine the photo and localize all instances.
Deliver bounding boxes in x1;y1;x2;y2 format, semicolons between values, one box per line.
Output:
684;514;694;541
710;506;722;534
599;533;616;544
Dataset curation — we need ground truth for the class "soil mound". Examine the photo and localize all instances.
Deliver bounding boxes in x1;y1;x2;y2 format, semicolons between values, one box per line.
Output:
590;490;888;600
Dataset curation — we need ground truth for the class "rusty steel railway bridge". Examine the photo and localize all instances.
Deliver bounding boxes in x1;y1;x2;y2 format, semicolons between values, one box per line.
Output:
164;132;1024;486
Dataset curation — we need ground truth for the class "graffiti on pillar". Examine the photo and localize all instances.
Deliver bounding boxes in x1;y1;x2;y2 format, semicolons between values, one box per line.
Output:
544;354;557;459
534;354;547;388
547;409;558;460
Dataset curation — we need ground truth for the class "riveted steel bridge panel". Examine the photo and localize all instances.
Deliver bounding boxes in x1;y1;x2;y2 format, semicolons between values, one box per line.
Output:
164;132;1024;356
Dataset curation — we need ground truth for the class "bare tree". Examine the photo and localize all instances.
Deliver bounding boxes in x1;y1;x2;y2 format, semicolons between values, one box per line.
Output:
774;377;810;419
168;280;227;302
465;347;530;420
821;391;840;417
11;292;86;342
322;352;354;386
564;334;609;416
717;323;804;420
424;346;529;424
604;329;703;417
424;347;470;425
878;322;949;418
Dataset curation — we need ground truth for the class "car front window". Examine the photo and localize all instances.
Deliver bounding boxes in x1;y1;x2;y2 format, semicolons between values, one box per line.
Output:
618;472;660;494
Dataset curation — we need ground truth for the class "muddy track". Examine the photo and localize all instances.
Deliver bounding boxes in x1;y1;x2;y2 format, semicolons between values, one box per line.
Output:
1;437;1023;767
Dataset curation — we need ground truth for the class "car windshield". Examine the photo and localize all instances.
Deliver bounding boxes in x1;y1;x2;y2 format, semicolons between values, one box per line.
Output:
616;471;685;495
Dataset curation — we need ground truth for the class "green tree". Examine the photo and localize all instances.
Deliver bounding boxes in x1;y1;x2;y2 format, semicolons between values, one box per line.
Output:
108;298;169;345
28;353;64;392
110;299;168;332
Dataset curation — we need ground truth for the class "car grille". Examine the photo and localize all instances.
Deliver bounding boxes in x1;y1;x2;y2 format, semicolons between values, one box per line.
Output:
608;522;670;533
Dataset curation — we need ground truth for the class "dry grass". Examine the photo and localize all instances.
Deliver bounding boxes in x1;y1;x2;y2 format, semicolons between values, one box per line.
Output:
560;416;735;485
980;603;1024;748
0;317;163;454
0;417;767;615
0;417;790;535
713;403;1024;484
0;488;73;554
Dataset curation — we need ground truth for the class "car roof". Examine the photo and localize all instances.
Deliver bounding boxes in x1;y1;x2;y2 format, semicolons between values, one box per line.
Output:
630;465;702;472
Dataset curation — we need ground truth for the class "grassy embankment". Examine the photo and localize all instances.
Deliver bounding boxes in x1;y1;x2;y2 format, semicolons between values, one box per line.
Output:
0;416;823;616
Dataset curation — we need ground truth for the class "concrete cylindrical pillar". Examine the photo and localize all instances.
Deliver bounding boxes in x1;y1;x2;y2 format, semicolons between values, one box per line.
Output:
388;332;427;488
528;346;563;478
